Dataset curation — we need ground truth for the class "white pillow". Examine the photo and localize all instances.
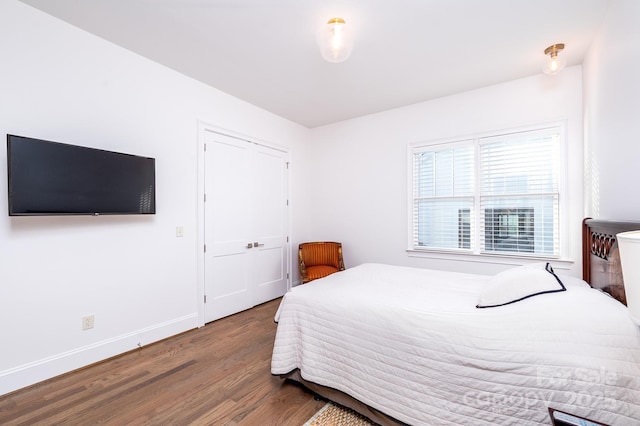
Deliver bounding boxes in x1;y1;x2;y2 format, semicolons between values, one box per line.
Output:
476;262;566;308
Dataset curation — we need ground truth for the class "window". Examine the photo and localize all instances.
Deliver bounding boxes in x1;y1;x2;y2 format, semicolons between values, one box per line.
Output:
484;208;534;253
410;125;562;258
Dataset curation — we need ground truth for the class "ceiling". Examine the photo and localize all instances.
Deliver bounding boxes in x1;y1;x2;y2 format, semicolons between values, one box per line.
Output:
19;0;610;128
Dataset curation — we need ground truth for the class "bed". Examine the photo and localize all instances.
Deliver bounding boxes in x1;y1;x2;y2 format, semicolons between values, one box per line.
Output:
271;219;640;425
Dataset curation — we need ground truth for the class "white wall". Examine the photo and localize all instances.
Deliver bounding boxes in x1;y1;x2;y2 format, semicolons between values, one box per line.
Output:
0;1;310;395
307;68;584;276
1;0;610;396
583;0;640;220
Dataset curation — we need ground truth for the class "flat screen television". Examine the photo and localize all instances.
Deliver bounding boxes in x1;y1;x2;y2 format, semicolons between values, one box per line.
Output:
7;134;156;216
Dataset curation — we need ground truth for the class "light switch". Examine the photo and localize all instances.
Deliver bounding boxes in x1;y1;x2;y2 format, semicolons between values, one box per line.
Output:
176;226;184;237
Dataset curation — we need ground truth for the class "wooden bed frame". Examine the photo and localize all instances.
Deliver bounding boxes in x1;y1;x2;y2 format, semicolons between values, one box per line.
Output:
282;218;639;425
582;217;640;306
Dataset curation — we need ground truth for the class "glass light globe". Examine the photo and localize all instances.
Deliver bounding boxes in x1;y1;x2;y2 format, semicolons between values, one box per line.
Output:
542;44;567;75
316;17;354;63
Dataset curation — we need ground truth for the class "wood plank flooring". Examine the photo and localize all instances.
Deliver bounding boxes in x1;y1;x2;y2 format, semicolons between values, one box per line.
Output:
0;298;325;425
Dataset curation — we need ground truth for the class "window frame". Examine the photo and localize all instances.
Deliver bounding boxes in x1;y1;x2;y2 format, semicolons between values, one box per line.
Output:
407;121;569;264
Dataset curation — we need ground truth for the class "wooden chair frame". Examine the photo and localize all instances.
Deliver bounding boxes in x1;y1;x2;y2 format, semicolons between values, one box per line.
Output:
298;241;345;283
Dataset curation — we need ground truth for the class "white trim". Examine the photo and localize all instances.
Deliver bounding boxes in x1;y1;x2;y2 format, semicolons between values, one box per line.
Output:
196;121;207;327
558;122;570;260
200;123;289;153
406;248;574;270
0;313;197;396
408;120;567;149
196;121;291;326
285;159;293;293
408;120;568;260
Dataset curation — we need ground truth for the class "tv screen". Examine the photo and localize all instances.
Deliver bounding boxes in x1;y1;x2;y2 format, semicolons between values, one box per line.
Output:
7;134;156;216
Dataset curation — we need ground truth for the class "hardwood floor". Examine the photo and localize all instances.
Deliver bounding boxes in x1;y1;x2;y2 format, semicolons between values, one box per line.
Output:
0;298;325;425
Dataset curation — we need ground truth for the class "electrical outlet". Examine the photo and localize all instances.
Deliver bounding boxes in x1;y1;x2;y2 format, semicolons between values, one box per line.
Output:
82;315;94;331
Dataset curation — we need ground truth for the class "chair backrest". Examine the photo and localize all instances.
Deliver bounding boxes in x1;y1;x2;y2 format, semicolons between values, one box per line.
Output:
298;242;344;269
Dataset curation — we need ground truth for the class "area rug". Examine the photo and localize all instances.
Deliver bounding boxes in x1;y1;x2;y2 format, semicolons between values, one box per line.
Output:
303;402;377;426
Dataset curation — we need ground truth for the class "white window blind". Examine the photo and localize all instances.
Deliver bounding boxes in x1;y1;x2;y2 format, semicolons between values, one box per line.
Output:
411;125;562;257
412;143;475;251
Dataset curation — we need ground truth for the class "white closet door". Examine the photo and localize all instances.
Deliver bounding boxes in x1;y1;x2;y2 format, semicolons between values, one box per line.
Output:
251;144;288;304
203;131;288;323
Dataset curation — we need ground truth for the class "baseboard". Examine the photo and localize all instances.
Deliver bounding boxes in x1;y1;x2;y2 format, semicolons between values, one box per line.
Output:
0;313;198;396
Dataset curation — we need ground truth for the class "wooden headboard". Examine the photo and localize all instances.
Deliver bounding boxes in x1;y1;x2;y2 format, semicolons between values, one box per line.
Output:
582;218;640;306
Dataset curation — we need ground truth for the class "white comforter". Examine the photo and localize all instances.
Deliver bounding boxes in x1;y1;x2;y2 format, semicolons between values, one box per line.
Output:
271;263;640;425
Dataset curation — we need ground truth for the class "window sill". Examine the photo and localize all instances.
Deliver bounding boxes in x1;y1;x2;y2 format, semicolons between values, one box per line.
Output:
406;249;575;271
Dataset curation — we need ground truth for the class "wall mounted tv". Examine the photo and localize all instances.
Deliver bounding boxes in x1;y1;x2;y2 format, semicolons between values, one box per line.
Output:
7;134;156;216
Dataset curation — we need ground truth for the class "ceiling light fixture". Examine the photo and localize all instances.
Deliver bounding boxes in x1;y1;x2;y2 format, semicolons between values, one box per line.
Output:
317;17;354;63
543;43;566;75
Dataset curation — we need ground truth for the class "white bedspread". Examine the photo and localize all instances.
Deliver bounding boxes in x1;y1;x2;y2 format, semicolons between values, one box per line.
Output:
271;263;640;425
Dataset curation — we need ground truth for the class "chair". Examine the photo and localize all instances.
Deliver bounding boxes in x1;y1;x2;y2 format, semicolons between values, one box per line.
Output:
298;242;345;283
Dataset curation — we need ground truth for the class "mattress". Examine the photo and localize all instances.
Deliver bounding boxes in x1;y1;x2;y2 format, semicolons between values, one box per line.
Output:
271;263;640;425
